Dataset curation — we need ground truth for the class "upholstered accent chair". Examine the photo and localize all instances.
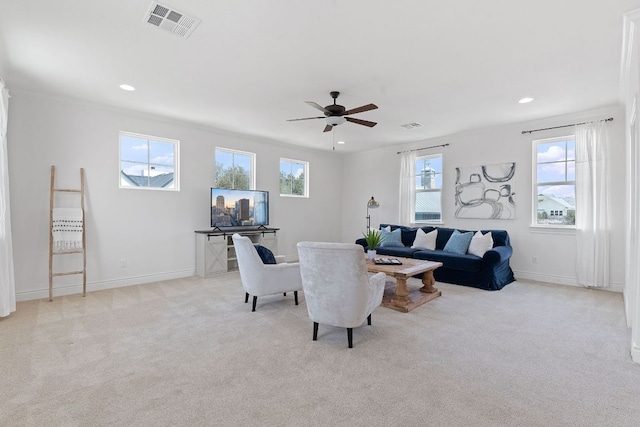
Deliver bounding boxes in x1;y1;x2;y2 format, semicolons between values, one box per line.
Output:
296;241;386;348
232;234;303;312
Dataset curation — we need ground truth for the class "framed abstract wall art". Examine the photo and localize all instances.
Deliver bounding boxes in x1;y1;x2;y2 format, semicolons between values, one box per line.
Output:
454;162;516;219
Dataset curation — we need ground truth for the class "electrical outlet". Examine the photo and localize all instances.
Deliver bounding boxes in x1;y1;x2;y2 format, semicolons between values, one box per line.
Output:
531;256;538;264
120;258;127;268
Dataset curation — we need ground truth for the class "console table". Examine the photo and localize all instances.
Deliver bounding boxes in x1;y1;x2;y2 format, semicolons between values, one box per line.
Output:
194;228;279;277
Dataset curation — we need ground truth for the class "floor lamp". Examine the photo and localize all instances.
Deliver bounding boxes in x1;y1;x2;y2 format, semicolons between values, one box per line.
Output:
366;196;380;231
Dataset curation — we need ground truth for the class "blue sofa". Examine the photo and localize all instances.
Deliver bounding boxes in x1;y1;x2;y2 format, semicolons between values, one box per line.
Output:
356;224;515;291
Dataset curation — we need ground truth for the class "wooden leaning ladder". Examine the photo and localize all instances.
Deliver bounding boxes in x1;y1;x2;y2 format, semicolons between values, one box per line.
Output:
48;165;87;301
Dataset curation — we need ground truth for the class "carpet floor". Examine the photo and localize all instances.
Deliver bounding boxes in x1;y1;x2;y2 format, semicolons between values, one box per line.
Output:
1;274;639;426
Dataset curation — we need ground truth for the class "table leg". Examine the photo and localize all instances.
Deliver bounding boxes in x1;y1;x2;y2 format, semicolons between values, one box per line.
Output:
392;277;410;307
419;270;438;293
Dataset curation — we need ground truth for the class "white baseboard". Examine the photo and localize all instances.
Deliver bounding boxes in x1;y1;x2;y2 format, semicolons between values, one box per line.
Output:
632;344;640;364
16;268;196;301
512;270;624;293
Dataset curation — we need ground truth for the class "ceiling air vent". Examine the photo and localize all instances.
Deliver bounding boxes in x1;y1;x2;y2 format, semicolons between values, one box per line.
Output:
145;2;200;39
401;122;424;130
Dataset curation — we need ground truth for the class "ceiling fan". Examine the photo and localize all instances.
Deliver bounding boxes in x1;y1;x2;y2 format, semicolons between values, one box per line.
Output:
287;91;378;132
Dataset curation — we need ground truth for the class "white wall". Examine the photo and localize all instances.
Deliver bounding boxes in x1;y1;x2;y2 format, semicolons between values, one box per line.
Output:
6;90;629;304
7;91;343;300
341;105;626;290
621;9;640;364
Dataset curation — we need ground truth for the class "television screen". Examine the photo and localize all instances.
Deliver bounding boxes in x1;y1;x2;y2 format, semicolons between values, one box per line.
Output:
210;188;269;228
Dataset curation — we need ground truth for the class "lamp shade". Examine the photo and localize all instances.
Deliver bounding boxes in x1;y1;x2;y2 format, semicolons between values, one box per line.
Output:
367;196;380;209
326;116;346;126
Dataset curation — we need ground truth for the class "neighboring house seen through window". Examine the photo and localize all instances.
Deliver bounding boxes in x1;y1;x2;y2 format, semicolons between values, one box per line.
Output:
415;154;442;222
533;136;576;226
215;148;255;190
280;158;308;197
119;132;179;190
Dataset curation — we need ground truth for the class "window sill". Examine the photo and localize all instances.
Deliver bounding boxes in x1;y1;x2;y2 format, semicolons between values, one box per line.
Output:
279;194;308;198
529;225;576;235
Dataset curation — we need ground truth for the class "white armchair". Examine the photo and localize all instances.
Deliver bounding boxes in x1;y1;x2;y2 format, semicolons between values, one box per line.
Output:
232;234;303;312
296;241;386;348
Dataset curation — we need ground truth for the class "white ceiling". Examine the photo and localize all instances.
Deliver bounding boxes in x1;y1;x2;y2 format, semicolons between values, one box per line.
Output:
1;0;639;153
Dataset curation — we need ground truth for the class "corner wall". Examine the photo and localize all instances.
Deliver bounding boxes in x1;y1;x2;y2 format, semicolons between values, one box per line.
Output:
341;105;626;291
7;91;343;300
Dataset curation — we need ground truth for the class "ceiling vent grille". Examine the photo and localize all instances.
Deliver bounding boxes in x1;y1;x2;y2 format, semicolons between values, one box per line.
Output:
401;122;424;129
145;2;200;39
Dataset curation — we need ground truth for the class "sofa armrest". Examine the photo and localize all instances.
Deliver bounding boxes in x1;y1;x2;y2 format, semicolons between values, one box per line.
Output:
482;245;513;266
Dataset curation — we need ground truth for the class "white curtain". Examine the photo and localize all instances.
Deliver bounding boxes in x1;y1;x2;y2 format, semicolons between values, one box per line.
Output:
575;121;610;288
0;79;16;317
399;151;416;225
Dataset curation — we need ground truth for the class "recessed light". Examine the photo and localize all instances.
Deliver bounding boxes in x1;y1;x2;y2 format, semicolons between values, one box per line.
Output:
337;140;345;145
518;97;534;104
119;84;135;91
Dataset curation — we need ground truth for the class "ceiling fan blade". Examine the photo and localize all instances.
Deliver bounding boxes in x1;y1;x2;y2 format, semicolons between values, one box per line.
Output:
286;116;325;122
306;101;330;114
343;103;378;115
345;117;377;128
323;124;333;133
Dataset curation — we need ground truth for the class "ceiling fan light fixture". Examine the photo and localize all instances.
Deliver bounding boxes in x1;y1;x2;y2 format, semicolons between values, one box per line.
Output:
326;116;346;126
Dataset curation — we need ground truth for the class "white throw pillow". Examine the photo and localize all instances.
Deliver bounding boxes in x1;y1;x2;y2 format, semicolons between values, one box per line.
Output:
467;231;493;257
411;228;437;250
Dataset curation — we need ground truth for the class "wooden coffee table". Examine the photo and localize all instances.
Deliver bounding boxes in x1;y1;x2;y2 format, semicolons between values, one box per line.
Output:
366;256;443;313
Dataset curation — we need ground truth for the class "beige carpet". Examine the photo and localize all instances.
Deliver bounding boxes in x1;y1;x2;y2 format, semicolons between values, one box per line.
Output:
1;273;639;426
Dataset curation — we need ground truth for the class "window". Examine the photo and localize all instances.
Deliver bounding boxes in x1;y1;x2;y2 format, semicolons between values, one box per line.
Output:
414;154;442;222
533;136;575;226
120;132;179;190
215;148;255;190
280;158;308;197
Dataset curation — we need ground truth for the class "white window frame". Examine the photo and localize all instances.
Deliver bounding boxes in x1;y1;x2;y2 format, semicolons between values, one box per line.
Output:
531;135;576;228
279;158;309;198
214;147;256;190
119;131;179;191
414;153;443;223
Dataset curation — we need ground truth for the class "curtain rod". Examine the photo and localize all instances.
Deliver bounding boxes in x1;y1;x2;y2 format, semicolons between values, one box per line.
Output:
521;117;613;135
397;143;449;154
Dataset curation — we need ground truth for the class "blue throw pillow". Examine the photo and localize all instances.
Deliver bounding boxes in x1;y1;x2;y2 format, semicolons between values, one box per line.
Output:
443;230;474;255
380;228;404;247
254;245;276;264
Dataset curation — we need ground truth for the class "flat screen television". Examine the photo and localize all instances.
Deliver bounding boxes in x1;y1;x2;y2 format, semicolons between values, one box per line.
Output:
210;188;269;228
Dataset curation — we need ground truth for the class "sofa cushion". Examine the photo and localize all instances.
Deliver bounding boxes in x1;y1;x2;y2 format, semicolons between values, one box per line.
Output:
380;227;404;247
411;228;437;250
467;231;494;257
434;227;455;249
413;249;483;272
483;229;509;247
374;246;420;258
380;224;431;247
443;230;474;254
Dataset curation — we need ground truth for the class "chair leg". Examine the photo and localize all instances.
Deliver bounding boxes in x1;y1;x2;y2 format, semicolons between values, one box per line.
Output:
252;296;257;312
283;292;287;296
347;328;353;348
313;322;318;341
294;291;299;305
245;292;249;303
367;314;372;325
